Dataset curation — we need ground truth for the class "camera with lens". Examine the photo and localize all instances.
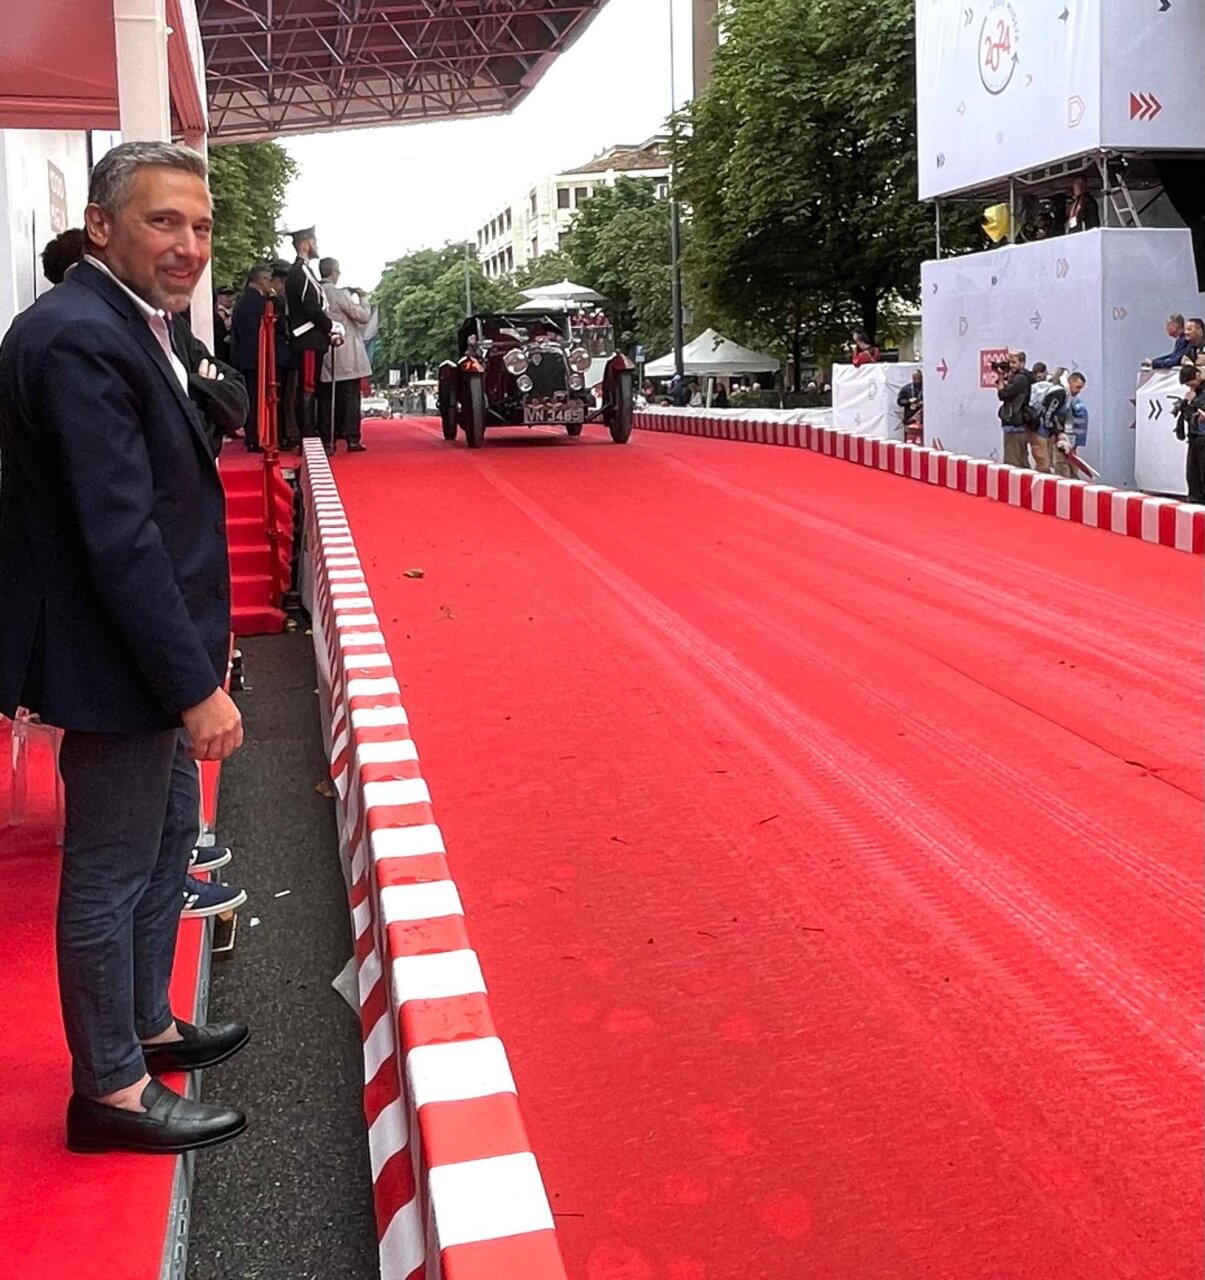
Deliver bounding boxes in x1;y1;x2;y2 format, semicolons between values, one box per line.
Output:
990;359;1012;376
1174;366;1203;440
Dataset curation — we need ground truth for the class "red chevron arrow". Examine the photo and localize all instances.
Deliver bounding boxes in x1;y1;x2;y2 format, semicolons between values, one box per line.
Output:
1129;91;1163;121
937;359;950;382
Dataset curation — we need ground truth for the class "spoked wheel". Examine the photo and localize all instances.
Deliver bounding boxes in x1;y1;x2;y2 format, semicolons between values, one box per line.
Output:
463;375;486;449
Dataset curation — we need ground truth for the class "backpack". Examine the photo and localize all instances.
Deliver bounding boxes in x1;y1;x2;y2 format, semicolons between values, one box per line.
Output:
1041;386;1068;433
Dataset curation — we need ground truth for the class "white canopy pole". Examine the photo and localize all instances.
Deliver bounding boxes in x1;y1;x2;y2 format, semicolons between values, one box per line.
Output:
114;0;171;140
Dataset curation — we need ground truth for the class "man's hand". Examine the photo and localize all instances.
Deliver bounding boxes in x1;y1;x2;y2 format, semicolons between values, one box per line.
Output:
182;687;243;760
196;359;224;382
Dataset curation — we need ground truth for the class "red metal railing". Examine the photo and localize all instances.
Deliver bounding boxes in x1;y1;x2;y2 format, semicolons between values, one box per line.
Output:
256;301;287;606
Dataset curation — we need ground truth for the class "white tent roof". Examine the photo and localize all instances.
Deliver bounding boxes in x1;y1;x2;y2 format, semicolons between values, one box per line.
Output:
644;328;779;378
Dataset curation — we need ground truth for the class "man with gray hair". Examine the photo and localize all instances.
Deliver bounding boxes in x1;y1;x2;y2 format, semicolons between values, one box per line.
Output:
0;141;248;1154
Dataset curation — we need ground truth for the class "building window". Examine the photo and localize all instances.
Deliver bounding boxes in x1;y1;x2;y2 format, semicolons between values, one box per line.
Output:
531;237;539;260
505;209;512;231
557;187;571;210
575;186;589;207
506;247;513;272
530;191;537;217
656;181;669;199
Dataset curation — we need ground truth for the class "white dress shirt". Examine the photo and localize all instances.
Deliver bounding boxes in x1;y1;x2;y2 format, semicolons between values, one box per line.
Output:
84;255;190;393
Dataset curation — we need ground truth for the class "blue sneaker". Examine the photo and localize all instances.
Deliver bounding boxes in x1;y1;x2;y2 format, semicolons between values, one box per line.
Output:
182;876;247;919
189;845;233;874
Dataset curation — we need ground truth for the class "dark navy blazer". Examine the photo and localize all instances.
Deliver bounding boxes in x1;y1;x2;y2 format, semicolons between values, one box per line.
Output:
0;261;230;732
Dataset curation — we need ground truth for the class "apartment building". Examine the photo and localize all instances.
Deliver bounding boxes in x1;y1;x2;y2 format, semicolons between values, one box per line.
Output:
475;138;670;280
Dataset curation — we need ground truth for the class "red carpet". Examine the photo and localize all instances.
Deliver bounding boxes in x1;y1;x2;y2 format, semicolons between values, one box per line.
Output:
334;419;1201;1279
0;722;207;1280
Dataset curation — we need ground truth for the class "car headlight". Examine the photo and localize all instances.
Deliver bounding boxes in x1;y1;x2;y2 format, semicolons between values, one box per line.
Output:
504;349;529;376
568;347;591;373
517;374;534;393
569;373;585;390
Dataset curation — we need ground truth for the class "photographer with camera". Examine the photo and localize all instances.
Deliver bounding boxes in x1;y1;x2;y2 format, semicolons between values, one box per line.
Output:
996;350;1034;469
1174;364;1205;503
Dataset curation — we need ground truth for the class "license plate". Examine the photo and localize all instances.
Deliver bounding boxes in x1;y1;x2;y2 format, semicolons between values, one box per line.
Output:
524;404;584;425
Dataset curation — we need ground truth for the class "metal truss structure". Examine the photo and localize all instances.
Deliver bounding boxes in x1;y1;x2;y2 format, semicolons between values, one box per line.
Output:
199;0;607;142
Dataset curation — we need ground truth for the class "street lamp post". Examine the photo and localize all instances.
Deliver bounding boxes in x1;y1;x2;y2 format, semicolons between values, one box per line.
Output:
463;241;474;316
668;0;685;380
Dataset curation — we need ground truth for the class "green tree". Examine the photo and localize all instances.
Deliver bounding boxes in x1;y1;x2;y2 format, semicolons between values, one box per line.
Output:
672;0;978;384
561;178;680;356
511;250;578;295
373;245;518;376
208;142;297;287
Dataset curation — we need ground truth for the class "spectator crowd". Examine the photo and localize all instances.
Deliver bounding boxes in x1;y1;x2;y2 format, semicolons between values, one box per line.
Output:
994;314;1205;489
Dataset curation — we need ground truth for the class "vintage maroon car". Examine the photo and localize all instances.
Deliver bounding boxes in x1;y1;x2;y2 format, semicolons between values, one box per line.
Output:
437;312;634;448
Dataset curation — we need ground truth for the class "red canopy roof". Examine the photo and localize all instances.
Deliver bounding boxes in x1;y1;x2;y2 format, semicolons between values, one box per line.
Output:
0;0;609;141
200;0;609;141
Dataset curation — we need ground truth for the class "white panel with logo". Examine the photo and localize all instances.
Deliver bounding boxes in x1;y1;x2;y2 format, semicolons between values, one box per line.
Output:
832;363;922;438
917;0;1204;200
921;228;1201;488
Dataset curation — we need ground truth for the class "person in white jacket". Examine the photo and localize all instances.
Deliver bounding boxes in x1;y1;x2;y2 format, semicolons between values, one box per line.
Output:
318;257;372;451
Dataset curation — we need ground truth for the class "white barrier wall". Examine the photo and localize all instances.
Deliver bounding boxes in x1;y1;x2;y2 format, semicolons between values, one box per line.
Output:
1135;369;1191;497
0;129;90;339
917;0;1205;200
921;228;1204;488
832;363;921;438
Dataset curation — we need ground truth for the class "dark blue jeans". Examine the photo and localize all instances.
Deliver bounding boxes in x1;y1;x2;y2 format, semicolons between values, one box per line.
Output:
57;729;200;1096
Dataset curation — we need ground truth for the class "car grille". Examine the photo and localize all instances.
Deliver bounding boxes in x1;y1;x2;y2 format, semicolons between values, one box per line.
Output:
528;349;569;398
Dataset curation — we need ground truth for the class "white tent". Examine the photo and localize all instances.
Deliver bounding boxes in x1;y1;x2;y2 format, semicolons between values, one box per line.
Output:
644;328;779;378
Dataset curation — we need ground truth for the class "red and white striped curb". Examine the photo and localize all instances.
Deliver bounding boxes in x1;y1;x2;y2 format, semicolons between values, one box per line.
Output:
635;410;1205;554
300;441;568;1280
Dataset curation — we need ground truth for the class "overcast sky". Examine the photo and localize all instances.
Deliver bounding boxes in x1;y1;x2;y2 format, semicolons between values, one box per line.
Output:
277;0;694;289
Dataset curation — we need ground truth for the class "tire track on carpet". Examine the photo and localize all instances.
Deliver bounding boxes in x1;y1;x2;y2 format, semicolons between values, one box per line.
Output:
658;452;1201;798
475;463;1199;1072
463;462;1197;1271
665;529;1201;926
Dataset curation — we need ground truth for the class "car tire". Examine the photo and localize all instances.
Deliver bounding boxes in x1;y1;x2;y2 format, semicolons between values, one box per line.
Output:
439;374;458;440
608;371;634;444
440;396;457;440
463;376;486;449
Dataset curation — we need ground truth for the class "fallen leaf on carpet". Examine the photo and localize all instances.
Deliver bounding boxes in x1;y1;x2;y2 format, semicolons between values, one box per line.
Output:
403;568;426;579
314;780;336;798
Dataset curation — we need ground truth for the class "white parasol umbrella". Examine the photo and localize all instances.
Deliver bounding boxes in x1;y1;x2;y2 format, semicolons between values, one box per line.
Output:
514;295;585;313
518;278;605;303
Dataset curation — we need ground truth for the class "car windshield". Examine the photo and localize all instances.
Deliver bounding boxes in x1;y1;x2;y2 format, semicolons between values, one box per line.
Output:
477;315;568;345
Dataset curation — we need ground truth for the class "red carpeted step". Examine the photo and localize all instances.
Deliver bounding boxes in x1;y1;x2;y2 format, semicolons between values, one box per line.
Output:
231;604;287;636
224;489;264;521
231;572;273;611
229;545;272;577
218;454;292;636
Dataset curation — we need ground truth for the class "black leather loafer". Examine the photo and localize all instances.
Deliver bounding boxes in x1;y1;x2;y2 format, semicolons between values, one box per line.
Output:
142;1020;250;1074
67;1079;246;1155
